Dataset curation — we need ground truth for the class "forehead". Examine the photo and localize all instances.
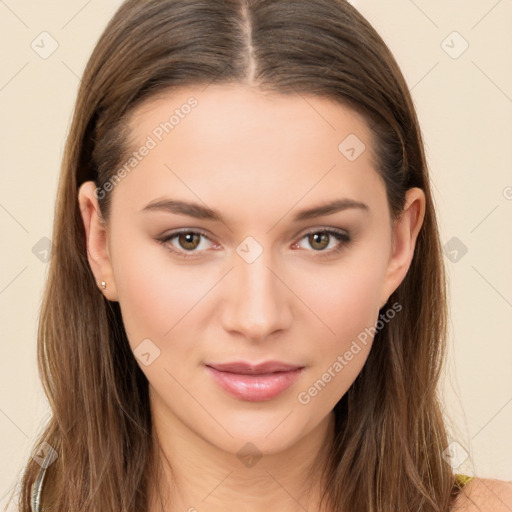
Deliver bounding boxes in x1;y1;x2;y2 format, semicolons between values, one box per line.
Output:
127;84;374;155
113;84;387;224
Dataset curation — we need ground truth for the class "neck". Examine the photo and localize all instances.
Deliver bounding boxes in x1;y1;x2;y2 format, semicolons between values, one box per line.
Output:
147;400;336;512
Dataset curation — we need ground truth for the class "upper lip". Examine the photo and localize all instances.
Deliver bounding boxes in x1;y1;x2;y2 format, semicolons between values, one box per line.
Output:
206;361;303;375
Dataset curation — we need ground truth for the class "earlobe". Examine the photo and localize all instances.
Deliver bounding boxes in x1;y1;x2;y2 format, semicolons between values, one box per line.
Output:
379;187;426;306
77;181;119;301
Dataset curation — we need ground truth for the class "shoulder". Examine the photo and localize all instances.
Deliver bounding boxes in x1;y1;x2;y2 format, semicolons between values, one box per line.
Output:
452;477;512;511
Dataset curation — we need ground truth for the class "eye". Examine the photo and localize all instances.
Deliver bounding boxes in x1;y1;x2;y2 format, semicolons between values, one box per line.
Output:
293;228;351;257
157;229;216;259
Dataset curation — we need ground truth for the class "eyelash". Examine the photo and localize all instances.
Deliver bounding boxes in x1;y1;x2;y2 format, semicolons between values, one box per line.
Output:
157;228;352;260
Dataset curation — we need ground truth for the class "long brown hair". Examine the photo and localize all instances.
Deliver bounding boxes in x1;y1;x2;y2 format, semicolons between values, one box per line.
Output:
10;0;460;510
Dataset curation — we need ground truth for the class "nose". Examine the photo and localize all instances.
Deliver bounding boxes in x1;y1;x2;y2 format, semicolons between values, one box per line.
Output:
220;249;293;342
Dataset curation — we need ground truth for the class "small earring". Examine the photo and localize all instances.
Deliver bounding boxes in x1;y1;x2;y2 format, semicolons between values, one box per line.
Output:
100;281;107;289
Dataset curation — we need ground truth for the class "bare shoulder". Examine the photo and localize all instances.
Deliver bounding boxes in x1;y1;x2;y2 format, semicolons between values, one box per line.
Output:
453;477;512;511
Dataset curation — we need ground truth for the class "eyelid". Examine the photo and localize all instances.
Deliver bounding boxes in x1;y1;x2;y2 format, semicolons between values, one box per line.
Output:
298;226;349;239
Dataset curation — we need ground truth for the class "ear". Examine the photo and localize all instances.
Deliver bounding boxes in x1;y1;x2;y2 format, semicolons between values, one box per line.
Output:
78;181;119;302
379;187;426;307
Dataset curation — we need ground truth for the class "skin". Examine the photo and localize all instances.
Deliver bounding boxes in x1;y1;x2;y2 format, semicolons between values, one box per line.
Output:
454;478;512;511
78;84;426;512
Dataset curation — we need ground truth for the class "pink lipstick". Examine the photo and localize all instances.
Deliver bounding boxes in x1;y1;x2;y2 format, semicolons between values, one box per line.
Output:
205;361;304;401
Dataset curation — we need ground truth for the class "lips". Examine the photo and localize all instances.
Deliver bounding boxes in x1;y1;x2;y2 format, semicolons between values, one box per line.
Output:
205;360;304;401
207;360;302;375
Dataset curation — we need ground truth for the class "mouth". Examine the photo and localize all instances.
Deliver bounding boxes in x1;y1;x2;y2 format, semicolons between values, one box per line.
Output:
204;361;305;401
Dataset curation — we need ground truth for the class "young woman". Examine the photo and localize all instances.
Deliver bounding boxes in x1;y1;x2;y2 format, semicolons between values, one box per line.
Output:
11;0;511;511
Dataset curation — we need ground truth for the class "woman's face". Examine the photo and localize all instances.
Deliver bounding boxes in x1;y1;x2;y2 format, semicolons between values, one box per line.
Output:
80;84;424;457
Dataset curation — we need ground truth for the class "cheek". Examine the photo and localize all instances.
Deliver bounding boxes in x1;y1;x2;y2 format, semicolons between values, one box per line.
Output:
109;229;213;350
293;254;386;404
302;255;384;339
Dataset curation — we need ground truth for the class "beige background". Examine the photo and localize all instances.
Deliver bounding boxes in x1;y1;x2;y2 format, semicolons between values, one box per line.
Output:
1;0;511;507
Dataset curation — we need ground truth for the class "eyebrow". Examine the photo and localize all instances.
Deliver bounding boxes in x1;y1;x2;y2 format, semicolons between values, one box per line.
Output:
141;197;369;223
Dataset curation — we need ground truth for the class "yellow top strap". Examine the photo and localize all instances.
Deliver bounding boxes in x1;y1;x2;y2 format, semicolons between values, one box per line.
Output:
455;474;475;489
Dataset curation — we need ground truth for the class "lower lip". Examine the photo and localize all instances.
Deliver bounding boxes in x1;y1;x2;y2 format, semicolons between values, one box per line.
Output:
205;366;303;401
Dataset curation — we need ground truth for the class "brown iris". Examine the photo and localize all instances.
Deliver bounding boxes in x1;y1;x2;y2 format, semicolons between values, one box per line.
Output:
178;232;201;250
308;232;329;251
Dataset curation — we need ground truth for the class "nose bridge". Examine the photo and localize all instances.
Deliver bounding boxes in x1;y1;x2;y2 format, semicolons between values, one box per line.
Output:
222;242;290;340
